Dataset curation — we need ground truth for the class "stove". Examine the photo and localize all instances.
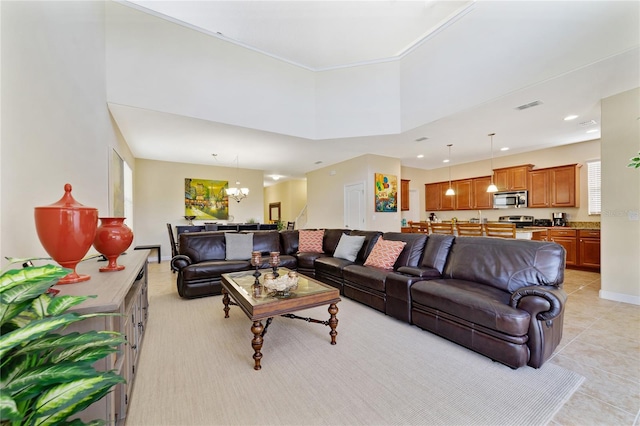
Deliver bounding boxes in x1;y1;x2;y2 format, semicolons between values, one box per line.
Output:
498;215;534;228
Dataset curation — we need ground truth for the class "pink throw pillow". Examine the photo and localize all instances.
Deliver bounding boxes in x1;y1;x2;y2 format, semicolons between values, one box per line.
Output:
364;238;407;270
298;229;325;253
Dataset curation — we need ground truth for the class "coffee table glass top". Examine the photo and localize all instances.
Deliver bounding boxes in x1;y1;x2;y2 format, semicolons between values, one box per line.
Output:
222;268;336;306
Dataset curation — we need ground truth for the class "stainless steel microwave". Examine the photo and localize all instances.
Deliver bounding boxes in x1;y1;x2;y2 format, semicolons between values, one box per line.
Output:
493;191;528;209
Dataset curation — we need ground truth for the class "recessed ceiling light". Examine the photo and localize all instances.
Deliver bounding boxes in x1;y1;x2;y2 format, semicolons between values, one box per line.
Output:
443;159;450;163
586;129;599;134
500;147;509;151
564;115;579;121
417;154;424;159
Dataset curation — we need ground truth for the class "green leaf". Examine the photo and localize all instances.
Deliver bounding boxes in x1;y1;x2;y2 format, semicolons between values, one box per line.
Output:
0;265;70;293
0;313;82;359
0;392;21;422
53;346;120;364
46;294;94;316
0;299;32;328
15;331;120;357
32;372;125;419
4;362;98;396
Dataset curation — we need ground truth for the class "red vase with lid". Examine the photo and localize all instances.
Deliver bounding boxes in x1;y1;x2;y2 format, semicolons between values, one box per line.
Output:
93;217;133;272
34;183;98;284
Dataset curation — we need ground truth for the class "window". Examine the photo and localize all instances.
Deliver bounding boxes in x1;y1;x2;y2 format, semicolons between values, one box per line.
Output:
124;160;134;231
587;160;601;215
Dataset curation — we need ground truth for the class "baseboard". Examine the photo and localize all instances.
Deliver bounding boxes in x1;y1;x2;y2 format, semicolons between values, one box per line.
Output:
599;289;640;306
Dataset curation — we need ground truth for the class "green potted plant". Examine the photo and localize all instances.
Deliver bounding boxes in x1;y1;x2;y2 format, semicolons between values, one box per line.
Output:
628;151;640;169
0;258;125;426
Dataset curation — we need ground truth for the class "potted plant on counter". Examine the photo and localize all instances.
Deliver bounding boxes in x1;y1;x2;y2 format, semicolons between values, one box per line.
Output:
0;259;125;425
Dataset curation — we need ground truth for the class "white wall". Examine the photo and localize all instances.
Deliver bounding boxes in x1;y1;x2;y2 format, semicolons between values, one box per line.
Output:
135;159;264;261
306;154;402;231
0;1;119;265
600;88;640;304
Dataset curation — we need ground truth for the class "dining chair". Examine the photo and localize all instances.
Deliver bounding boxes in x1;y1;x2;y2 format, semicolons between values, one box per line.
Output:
456;223;483;237
286;221;295;230
484;223;517;238
430;223;455;235
408;221;429;233
167;223;178;272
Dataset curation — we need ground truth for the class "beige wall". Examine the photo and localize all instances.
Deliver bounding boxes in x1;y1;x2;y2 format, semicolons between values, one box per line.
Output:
264;180;307;225
0;2;120;265
135;159;265;260
401;139;601;223
307;154;402;231
600;88;640;304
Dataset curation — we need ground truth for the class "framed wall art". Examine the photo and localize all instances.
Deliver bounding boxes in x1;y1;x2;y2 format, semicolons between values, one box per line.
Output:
374;173;398;212
185;178;229;220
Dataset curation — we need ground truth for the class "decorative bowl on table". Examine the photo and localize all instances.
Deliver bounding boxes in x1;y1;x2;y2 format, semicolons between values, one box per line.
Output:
263;271;299;297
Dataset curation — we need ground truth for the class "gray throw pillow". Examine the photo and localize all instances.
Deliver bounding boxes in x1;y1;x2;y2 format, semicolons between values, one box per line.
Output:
333;234;366;262
225;233;254;260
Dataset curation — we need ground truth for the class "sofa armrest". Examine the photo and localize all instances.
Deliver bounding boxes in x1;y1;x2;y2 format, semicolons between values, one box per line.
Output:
510;285;567;322
396;266;442;279
171;255;192;271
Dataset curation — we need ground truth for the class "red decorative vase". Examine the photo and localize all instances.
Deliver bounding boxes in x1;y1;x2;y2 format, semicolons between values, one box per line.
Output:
93;217;133;272
34;183;98;284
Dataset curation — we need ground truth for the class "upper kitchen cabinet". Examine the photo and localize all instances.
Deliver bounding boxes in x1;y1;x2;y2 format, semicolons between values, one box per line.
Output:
528;164;580;208
401;179;410;211
493;165;533;191
472;176;494;210
425;182;455;211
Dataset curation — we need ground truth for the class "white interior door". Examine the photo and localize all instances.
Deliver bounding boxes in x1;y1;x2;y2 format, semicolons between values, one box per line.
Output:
344;182;365;229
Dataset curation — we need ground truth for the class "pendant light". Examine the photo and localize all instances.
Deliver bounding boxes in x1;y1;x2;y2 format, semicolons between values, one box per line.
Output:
225;155;249;202
445;144;455;196
486;133;498;193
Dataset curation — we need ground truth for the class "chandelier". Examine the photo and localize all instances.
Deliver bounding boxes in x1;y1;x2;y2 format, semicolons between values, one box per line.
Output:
225;156;249;203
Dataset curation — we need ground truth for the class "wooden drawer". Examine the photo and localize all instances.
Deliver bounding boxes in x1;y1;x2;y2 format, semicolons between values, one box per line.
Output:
578;229;600;238
549;228;577;237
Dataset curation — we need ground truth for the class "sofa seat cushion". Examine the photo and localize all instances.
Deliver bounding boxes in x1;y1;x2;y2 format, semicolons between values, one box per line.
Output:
296;252;328;270
343;264;389;292
411;279;530;337
315;256;354;277
182;260;251;281
395;266;441;279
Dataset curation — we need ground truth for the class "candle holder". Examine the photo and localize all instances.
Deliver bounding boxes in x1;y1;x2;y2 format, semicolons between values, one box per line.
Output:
269;251;280;278
251;251;262;286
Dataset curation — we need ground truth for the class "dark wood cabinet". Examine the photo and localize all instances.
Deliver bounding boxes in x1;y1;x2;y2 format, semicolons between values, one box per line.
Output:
578;230;601;269
401;179;410;211
531;228;548;242
494;165;533;191
549;228;577;266
528;164;579;208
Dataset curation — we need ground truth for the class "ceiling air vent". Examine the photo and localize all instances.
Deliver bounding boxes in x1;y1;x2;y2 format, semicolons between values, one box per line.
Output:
515;100;543;110
579;120;597;127
415;137;428;142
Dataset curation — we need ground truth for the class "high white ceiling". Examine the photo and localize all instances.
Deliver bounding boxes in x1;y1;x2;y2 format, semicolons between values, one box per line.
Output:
112;0;640;185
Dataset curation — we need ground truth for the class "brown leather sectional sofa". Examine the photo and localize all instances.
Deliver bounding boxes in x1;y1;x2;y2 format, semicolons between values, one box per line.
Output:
171;228;567;369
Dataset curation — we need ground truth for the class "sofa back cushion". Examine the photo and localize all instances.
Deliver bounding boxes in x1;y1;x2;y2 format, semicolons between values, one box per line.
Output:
279;230;299;255
420;234;455;273
251;231;281;254
179;231;226;262
382;232;428;268
323;229;350;255
443;236;565;293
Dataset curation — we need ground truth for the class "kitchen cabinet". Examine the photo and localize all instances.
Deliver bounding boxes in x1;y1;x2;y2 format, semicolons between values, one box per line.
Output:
473;176;494;209
528;164;580;208
401;179;410;211
493;165;533;191
425;182;455;211
455;179;473;210
578;229;601;269
531;228;548;242
549;228;577;266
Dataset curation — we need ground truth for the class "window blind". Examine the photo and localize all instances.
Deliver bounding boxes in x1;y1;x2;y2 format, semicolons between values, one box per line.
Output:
587;160;601;215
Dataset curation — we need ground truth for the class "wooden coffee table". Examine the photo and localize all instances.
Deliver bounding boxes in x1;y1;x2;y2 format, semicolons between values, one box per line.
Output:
220;268;341;370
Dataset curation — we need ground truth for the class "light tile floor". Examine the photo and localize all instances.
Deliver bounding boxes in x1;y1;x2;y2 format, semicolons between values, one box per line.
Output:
151;263;639;425
549;269;640;425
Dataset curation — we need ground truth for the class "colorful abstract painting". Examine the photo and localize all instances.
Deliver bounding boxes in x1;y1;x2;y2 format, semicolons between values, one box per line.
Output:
185;178;229;220
374;173;398;212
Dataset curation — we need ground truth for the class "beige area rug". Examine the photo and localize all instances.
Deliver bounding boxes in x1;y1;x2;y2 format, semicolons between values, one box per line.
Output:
125;279;583;426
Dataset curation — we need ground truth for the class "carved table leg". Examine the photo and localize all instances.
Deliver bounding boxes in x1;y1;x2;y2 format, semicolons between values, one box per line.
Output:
328;303;339;345
222;289;230;318
251;321;264;370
